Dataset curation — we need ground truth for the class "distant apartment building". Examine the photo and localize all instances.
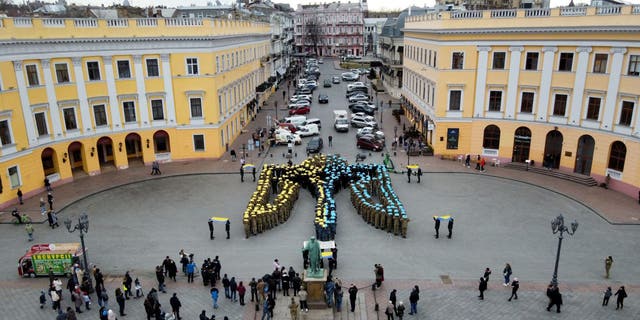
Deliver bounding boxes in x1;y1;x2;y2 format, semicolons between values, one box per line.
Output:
294;1;367;56
436;0;549;10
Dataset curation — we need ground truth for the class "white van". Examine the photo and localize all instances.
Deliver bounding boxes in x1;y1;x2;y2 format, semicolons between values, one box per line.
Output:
303;118;322;129
283;115;307;127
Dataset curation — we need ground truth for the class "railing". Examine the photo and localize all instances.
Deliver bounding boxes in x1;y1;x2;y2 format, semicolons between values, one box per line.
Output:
74;19;97;28
164;18;203;26
524;8;550;17
136;18;158;27
491;10;517;18
633;5;640;14
596;6;621;15
43;18;65;27
560;7;586;16
13;17;32;27
106;19;129;27
451;11;483;19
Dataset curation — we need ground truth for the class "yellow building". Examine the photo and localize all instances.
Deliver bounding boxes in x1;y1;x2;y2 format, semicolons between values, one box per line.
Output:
403;6;640;197
0;17;271;208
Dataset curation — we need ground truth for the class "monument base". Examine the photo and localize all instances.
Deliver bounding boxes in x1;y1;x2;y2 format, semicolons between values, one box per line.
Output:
303;269;328;309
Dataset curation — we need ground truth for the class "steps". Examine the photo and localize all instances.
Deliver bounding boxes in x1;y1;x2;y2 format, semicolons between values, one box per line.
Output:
503;162;598;187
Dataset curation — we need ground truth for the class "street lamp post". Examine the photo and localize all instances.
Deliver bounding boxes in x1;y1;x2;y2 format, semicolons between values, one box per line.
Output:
550;214;578;286
64;213;93;293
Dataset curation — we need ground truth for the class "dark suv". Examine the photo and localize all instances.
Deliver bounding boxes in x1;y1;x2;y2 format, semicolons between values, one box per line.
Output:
306;137;324;154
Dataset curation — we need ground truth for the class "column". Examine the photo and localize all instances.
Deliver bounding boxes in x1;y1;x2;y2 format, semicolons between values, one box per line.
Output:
505;47;523;118
568;46;592;125
161;54;176;124
72;57;93;133
39;59;63;137
103;56;122;129
601;47;627;131
536;47;557;122
133;55;150;127
13;61;39;144
473;46;491;117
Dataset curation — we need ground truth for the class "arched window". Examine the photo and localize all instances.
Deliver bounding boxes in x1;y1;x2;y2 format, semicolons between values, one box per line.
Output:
608;141;626;172
483;125;501;149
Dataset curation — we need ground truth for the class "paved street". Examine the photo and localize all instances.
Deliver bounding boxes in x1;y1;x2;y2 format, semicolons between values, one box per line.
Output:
0;58;638;319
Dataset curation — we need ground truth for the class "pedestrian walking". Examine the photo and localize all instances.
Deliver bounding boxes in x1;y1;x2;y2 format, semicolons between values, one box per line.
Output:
433;217;440;239
115;288;126;316
546;284;562;313
447;218;454;239
51;210;59;228
408;285;419;315
252;167;257;182
508;278;519;301
480;157;486;172
605;256;613;278
209;220;214;240
503;263;512;286
385;301;395;320
328;135;333;147
406;168;411;183
288;297;299;320
374;264;384;288
156;266;166;293
240;166;245;183
51;288;61;310
39;290;47;308
225;220;231;239
335;284;343;312
47;209;54;228
17;188;23;205
47;192;54;210
615;286;627;310
299;287;308;312
44;177;52;191
169;293;182;320
603;287;612;306
465;154;471;168
210;287;219;309
348;284;358;312
478;277;487;300
25;222;34;241
475;155;481;170
230;277;238;302
416;168;422;183
238;281;246;305
151;161;161;175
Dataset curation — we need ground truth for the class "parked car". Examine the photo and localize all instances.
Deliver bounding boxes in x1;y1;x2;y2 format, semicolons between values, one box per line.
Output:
349;103;375;116
290;94;313;103
350;69;361;75
348;93;371;103
341;72;359;81
350;101;377;111
356;127;385;141
306;74;318;81
357;134;383;151
318;58;324;64
295;88;312;95
318;93;329;104
332;76;341;84
306;136;324;154
351;114;377;128
346;88;368;97
298;123;320;137
323;79;332;88
277;123;298;133
289;105;311;115
299;80;317;89
288;100;311;109
302;118;322;129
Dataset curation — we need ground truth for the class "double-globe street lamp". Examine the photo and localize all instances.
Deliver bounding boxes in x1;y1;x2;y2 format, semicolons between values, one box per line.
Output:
550;214;578;286
64;212;94;293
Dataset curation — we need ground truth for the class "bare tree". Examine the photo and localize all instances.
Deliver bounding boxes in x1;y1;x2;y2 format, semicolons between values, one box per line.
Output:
304;17;322;56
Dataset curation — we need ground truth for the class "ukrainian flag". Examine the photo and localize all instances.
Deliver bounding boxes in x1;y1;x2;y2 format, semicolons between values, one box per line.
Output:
321;251;333;259
210;217;229;223
433;215;452;221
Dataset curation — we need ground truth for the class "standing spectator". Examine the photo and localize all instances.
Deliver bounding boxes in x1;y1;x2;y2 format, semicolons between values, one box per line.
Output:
288;297;299;320
408;285;419;315
292;273;302;296
17;188;23;205
208;220;214;240
478;277;487;300
240;166;245;183
249;278;258;302
348;284;358;312
389;289;397;315
261;297;271;320
51;210;59;228
156;266;166;293
44;177;52;191
169;293;182;320
324;277;335;307
508;278;519;301
210;287;219;309
230;277;238;302
480;157;486;172
222;274;231;298
225;220;231;239
328;135;333;147
124;271;133;299
503;263;512;286
605;256;613;278
25;223;34;241
72;290;83;313
483;268;492;282
98;287;109;309
53;277;63;299
47;210;54;228
39;290;47;309
282;269;290;296
603;287;612;306
546;285;562;313
237;281;246;305
406;167;411;183
433;217;440;239
447;218;454;239
252;167;257;182
187;260;197;283
299;287;309;312
397;301;405;320
168;260;177;282
416;168;422;183
51;288;61;311
385;301;395;320
335;284;344;312
615;286;627;310
115;288;126;316
47;192;54;210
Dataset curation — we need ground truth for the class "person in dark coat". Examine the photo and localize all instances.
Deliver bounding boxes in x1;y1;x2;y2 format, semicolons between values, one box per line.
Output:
546;285;562;313
433;217;440;239
389;289;397;315
406;168;411;183
225;220;230;239
169;293;182;320
603;287;612;306
483;268;492;282
508;278;519;301
47;192;54;210
209;220;214;240
348;284;358;312
447;218;454;239
615;286;627;310
478;277;487;300
240;166;244;182
408;286;419;315
252;167;257;182
416;168;422;183
17;188;23;205
47;210;54;228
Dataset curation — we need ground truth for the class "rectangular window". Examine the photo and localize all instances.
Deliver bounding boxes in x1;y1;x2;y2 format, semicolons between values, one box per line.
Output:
190;98;203;118
216;56;220;73
520;92;535;113
0;120;12;145
123;101;136;122
446;128;459;150
151;100;164;120
8;166;20;188
593;54;608;74
488;91;502;112
451;52;464;70
93;104;107;126
87;61;101;81
186;58;199;75
117;60;131;78
55;63;70;83
619;101;634;126
492;52;506;70
525;52;539;70
146;59;159;77
558;53;574;72
553;94;568;116
63;108;77;130
628;55;640;76
34;112;48;136
26;64;39;86
586;97;601;120
193;134;205;151
449;90;461;111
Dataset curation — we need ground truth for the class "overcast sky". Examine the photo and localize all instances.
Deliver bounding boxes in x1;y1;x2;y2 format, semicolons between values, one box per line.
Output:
68;0;640;12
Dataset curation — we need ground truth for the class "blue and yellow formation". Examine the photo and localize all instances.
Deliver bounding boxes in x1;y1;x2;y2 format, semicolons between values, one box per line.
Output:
242;154;408;239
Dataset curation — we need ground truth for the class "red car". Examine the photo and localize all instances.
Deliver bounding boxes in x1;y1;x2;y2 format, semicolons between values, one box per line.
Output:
357;135;384;151
278;123;298;133
289;105;310;115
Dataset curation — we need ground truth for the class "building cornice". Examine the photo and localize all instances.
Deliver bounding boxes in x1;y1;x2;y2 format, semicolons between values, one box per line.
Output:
402;26;640;35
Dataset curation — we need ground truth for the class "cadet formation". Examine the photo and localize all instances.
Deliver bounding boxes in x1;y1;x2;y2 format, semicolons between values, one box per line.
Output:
242;155;409;239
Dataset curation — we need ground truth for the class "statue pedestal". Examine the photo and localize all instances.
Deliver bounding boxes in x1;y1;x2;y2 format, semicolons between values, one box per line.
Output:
303;269;328;310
